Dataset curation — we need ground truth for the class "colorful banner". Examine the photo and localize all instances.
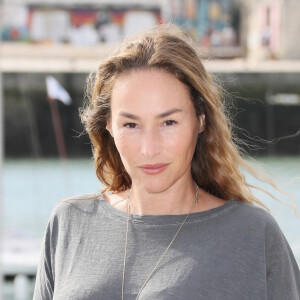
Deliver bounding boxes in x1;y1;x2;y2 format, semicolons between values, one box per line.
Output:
170;0;241;47
1;5;161;45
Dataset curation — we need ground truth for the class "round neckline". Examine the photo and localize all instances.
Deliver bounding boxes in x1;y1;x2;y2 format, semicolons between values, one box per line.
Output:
97;195;236;225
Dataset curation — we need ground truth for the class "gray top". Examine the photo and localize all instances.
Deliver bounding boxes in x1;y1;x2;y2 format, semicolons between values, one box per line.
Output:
33;195;300;300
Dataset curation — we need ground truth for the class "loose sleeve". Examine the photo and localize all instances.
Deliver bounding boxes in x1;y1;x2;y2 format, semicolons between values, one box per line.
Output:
265;214;300;300
33;208;60;300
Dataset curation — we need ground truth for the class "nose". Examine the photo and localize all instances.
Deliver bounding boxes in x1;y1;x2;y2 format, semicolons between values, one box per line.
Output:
140;128;162;158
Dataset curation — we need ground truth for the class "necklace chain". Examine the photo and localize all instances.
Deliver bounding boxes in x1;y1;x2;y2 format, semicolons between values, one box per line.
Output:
122;185;199;300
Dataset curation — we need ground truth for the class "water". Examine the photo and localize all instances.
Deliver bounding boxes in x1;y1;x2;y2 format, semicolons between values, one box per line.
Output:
2;158;100;300
2;157;300;299
3;158;100;240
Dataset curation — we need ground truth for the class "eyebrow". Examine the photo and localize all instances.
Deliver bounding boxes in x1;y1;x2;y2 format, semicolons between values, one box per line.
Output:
119;108;183;120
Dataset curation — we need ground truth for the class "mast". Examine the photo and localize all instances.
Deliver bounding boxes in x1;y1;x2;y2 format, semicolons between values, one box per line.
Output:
0;71;3;300
0;0;4;297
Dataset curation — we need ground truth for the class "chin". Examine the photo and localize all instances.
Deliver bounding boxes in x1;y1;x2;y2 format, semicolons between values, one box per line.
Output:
139;178;174;194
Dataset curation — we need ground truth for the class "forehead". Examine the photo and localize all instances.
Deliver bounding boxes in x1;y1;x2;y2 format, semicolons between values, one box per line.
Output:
110;69;192;112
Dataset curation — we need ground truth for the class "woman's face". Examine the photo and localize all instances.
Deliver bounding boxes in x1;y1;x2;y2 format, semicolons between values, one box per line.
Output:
108;69;205;193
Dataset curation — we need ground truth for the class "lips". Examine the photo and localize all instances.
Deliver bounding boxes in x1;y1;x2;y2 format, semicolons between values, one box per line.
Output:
139;163;169;175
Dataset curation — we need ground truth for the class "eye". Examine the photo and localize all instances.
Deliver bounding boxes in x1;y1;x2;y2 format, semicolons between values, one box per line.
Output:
163;120;177;126
124;122;137;129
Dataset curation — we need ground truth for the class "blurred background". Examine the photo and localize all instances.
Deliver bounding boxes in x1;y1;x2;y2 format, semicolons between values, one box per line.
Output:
0;0;299;299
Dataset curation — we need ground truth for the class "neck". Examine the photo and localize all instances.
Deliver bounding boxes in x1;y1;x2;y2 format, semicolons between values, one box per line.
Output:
128;177;198;215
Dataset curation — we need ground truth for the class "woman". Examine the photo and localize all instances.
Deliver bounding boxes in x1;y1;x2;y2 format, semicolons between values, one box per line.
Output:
33;25;300;299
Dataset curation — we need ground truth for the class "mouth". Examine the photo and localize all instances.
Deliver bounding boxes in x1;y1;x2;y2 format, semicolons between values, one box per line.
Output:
138;163;169;175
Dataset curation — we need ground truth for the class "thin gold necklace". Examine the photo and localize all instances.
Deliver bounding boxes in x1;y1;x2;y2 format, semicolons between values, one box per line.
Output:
121;185;199;300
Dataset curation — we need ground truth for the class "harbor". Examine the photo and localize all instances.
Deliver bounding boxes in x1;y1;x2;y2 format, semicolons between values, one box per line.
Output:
2;157;300;299
1;0;300;299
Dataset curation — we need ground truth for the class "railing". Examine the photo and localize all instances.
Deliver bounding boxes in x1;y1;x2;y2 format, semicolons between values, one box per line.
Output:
2;238;40;299
1;43;300;73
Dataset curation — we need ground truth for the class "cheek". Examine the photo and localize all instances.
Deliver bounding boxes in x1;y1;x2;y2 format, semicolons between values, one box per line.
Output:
165;127;198;157
114;132;138;163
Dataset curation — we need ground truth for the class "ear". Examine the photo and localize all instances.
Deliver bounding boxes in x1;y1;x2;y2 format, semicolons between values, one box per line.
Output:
106;121;114;138
198;114;205;134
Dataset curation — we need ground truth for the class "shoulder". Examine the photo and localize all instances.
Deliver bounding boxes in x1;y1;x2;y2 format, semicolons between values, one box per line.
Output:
47;192;105;226
231;200;276;223
226;201;297;260
228;200;283;236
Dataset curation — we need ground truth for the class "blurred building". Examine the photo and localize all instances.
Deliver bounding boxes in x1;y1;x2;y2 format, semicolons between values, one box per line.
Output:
247;0;300;60
0;0;300;157
1;0;244;62
1;0;163;45
172;0;244;58
1;0;300;73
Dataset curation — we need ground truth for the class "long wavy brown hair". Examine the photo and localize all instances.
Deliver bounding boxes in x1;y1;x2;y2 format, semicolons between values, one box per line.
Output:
80;24;297;213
